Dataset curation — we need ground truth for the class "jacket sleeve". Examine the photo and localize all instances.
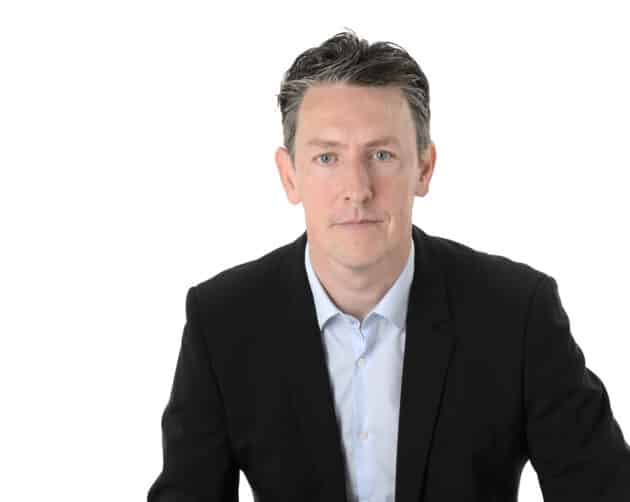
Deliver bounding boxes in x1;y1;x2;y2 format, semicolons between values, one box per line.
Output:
147;286;240;502
524;274;630;501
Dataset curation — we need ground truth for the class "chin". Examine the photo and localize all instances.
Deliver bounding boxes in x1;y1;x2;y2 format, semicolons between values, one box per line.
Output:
334;248;384;269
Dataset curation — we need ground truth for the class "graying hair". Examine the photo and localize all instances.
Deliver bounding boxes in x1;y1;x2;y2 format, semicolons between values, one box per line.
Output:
276;28;431;166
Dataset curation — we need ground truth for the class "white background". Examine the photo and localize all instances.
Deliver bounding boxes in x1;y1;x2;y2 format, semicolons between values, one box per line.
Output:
1;1;629;500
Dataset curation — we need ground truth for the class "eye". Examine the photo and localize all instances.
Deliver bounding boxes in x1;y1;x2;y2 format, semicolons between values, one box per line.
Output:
373;150;394;161
313;150;395;166
315;152;337;165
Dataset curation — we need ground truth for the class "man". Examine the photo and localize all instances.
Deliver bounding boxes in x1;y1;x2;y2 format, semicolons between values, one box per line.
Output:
147;29;630;501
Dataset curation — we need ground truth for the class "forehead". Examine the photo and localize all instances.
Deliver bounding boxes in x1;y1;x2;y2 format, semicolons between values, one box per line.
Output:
297;83;413;139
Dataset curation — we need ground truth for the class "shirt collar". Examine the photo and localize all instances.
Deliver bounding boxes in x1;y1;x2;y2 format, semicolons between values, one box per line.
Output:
304;236;415;331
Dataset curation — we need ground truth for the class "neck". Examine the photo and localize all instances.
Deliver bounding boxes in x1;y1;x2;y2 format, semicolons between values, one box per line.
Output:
308;237;411;322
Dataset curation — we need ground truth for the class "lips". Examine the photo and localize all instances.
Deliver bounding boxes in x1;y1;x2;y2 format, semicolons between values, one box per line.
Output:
338;220;379;225
338;218;379;224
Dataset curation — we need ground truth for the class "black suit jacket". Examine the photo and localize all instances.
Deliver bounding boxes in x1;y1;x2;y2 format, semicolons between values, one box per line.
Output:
147;225;630;501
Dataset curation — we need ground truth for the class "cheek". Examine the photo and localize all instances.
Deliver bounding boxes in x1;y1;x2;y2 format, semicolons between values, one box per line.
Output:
302;185;332;222
303;175;335;202
380;179;404;202
382;180;415;218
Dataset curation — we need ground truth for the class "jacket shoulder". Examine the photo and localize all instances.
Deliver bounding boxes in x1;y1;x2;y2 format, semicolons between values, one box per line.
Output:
190;238;295;310
427;232;550;296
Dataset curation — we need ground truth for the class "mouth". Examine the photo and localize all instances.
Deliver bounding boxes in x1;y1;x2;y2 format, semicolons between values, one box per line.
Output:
337;220;380;228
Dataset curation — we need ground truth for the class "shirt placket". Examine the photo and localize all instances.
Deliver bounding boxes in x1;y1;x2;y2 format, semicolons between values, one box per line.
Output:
349;315;374;502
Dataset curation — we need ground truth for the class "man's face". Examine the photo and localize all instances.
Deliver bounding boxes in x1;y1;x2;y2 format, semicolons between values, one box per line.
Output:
275;83;436;272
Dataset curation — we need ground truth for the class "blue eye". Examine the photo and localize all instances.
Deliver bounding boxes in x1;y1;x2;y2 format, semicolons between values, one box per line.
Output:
374;150;393;161
314;150;395;165
316;152;336;165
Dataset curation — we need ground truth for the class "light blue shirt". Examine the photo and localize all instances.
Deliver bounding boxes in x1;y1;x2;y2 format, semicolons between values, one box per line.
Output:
304;237;415;502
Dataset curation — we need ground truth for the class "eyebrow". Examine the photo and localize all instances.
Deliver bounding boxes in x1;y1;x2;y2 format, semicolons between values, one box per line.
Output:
305;135;400;149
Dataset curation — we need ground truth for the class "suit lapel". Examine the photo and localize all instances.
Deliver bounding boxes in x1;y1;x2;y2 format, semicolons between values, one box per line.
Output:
283;230;349;500
395;225;456;502
281;225;457;502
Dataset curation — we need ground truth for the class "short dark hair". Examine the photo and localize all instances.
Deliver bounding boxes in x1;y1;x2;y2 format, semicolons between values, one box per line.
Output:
276;28;431;166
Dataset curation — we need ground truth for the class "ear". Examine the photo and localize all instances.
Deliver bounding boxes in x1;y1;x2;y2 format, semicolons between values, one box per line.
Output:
275;146;302;205
414;142;437;197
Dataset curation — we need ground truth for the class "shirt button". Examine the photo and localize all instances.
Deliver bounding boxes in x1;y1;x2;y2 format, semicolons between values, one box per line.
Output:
361;431;369;440
357;357;365;367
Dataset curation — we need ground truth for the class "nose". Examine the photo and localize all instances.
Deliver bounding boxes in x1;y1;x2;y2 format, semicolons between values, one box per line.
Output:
343;157;373;206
